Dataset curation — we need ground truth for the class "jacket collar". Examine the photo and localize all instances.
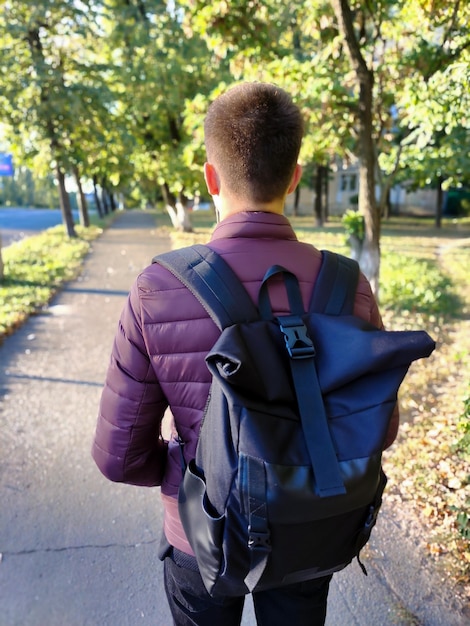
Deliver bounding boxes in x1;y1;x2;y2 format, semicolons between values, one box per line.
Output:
210;211;298;241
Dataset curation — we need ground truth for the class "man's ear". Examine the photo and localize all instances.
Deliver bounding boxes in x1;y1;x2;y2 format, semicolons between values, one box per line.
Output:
204;162;220;196
287;164;303;194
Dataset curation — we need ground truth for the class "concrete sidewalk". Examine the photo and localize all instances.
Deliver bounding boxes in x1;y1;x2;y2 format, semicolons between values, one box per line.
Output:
0;210;467;625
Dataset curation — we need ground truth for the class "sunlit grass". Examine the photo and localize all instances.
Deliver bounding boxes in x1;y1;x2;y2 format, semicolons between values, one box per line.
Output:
0;224;102;339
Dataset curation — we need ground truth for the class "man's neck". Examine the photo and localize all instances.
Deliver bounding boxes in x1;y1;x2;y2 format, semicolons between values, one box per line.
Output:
215;194;286;221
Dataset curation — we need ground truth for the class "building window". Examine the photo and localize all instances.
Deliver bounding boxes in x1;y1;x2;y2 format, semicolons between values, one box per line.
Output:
340;173;358;192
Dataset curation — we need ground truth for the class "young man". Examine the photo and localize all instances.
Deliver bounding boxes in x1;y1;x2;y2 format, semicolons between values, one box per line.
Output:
92;82;397;626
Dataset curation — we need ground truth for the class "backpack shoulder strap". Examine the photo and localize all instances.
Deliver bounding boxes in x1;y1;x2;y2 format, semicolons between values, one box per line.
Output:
309;250;360;315
153;244;258;330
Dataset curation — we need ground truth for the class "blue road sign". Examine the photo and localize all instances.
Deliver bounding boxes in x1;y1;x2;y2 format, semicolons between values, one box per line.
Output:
0;153;14;177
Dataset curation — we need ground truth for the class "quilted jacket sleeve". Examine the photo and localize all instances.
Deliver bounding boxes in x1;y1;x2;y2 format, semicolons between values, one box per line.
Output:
92;280;168;487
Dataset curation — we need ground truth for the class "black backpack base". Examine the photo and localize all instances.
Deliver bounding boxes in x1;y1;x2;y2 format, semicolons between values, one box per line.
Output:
179;457;387;597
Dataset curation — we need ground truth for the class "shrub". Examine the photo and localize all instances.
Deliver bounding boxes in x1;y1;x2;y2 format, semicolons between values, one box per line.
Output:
380;253;460;316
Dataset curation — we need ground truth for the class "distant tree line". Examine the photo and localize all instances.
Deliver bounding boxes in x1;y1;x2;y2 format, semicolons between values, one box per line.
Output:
0;168;58;209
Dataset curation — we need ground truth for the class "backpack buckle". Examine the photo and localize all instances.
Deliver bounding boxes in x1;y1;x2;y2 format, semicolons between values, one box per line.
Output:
363;503;380;531
278;316;315;359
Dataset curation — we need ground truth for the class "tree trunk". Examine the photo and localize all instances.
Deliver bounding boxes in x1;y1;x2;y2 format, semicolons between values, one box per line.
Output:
161;183;193;232
293;186;300;216
323;164;330;222
73;165;90;227
349;234;363;261
101;181;110;215
314;164;323;226
56;164;76;238
377;144;403;220
109;191;117;212
435;177;443;229
382;188;391;219
26;27;76;239
175;200;193;232
332;0;381;297
93;176;103;218
358;141;381;296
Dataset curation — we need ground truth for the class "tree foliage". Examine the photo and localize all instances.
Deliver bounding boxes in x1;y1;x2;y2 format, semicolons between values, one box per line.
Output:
0;0;468;250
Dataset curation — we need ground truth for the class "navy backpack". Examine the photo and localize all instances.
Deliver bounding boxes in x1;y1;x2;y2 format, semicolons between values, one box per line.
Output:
155;245;435;597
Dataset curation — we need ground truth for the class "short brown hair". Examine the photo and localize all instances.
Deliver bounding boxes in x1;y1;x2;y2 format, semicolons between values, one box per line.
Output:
204;82;304;203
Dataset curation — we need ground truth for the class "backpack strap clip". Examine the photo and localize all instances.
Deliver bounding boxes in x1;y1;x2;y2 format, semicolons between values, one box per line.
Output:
277;315;315;359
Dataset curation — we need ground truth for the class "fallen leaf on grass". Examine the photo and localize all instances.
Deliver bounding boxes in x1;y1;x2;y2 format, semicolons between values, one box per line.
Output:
447;477;463;490
426;542;446;555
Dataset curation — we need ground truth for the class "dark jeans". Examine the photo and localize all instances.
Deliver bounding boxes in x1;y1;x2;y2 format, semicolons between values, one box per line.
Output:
163;547;332;626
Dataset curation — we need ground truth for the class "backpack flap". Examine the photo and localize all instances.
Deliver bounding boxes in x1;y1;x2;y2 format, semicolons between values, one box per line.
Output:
308;313;435;390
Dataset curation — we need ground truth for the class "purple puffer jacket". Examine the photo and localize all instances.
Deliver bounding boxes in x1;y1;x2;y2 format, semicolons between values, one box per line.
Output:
92;211;394;554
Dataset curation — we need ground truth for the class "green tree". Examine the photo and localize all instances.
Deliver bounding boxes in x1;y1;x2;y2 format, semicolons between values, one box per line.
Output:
182;0;470;296
2;0;468;252
100;0;226;230
0;167;58;207
3;3;71;235
386;53;470;226
332;0;469;292
0;1;113;235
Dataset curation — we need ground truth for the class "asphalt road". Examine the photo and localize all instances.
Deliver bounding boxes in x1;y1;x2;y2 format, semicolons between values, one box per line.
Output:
0;210;468;625
0;207;79;247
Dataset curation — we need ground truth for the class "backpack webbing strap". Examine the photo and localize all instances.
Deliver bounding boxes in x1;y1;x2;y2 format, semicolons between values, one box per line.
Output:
261;264;347;498
301;250;360;492
310;250;359;315
288;350;346;497
153;244;258;330
284;249;359;495
241;455;271;592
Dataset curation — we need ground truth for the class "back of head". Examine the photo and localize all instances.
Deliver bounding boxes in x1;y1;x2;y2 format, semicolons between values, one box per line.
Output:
204;82;304;204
